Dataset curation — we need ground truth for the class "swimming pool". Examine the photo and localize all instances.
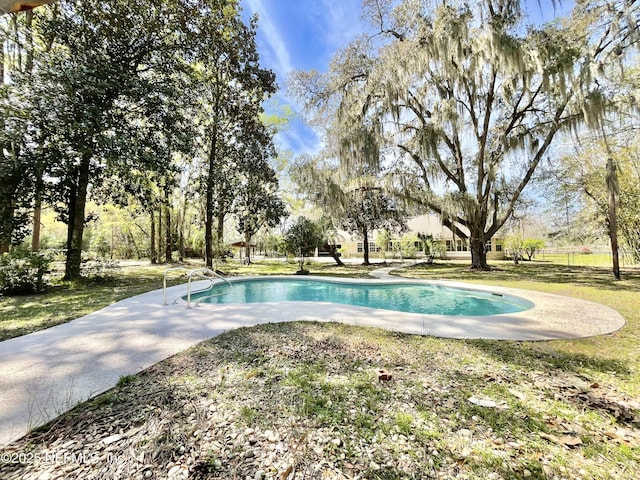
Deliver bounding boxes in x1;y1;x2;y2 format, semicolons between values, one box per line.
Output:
188;277;534;316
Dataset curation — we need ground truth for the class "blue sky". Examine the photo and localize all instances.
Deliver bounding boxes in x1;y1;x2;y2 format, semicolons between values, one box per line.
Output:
240;0;574;157
241;0;366;156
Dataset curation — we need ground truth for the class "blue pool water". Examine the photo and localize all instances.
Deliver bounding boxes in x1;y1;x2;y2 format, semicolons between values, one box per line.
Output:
189;278;534;316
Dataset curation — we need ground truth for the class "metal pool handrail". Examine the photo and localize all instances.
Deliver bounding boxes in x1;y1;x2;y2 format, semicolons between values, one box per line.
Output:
186;268;232;308
162;266;190;305
192;274;233;307
162;267;232;307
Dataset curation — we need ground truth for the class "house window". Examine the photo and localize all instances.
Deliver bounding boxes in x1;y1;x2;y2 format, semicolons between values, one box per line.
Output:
456;239;467;252
487;239;504;252
357;242;381;253
445;240;454;251
486;240;492;252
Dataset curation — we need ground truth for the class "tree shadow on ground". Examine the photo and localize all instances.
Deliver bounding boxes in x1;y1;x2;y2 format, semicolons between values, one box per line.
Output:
465;339;631;377
5;322;638;480
464;340;639;429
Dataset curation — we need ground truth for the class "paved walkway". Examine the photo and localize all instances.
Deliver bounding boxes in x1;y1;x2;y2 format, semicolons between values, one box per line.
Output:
0;270;625;446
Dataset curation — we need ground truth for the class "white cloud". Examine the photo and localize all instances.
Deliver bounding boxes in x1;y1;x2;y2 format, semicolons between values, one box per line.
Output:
316;0;365;49
244;0;294;79
277;121;323;157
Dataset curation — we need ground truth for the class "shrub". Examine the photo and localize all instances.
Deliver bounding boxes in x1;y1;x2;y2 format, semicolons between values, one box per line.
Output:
81;257;121;282
393;234;419;259
0;251;52;295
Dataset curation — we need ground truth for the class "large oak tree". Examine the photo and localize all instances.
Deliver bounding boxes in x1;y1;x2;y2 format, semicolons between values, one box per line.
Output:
292;0;639;269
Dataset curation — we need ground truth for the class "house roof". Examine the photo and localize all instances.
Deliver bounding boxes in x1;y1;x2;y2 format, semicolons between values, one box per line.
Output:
230;241;256;248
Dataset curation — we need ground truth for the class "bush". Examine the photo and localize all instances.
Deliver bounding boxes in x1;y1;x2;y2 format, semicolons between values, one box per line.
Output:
393;234;419;259
81;257;121;282
0;251;52;295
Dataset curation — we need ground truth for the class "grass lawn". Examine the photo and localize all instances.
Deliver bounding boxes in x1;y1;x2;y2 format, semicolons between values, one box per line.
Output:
536;252;636;268
395;260;640;397
1;258;638;479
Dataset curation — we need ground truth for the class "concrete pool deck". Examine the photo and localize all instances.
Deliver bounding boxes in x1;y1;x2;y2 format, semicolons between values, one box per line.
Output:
0;271;626;447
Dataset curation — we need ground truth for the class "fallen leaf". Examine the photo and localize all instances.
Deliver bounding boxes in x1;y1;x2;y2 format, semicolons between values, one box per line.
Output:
540;432;583;448
102;433;123;445
540;432;562;445
468;396;497;408
558;435;583;447
280;465;293;480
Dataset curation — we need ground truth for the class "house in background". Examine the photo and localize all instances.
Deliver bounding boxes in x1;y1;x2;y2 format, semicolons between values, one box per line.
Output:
408;215;505;260
322;214;505;260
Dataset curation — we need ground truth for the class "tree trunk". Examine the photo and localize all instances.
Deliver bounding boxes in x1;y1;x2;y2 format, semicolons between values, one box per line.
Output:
469;230;490;270
216;212;226;254
205;189;214;268
362;229;370;265
31;200;42;252
157;208;163;261
0;173;17;254
204;112;220;269
1;36;4;83
607;158;620;280
245;232;252;264
178;217;184;262
63;155;91;280
150;212;157;264
177;200;186;262
328;243;344;266
127;227;140;259
32;155;44;252
0;52;13;254
164;188;172;263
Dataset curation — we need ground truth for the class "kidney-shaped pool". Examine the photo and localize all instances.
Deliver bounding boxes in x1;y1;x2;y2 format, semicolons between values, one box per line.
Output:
187;277;534;316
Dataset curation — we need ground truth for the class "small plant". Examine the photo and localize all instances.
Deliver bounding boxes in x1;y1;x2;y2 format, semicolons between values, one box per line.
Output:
395;412;414;436
239;405;259;425
580;246;592;254
116;375;136;387
392;234;419;259
522;239;545;261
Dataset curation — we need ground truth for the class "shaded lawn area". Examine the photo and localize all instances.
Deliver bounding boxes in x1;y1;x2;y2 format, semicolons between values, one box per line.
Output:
3;322;638;479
